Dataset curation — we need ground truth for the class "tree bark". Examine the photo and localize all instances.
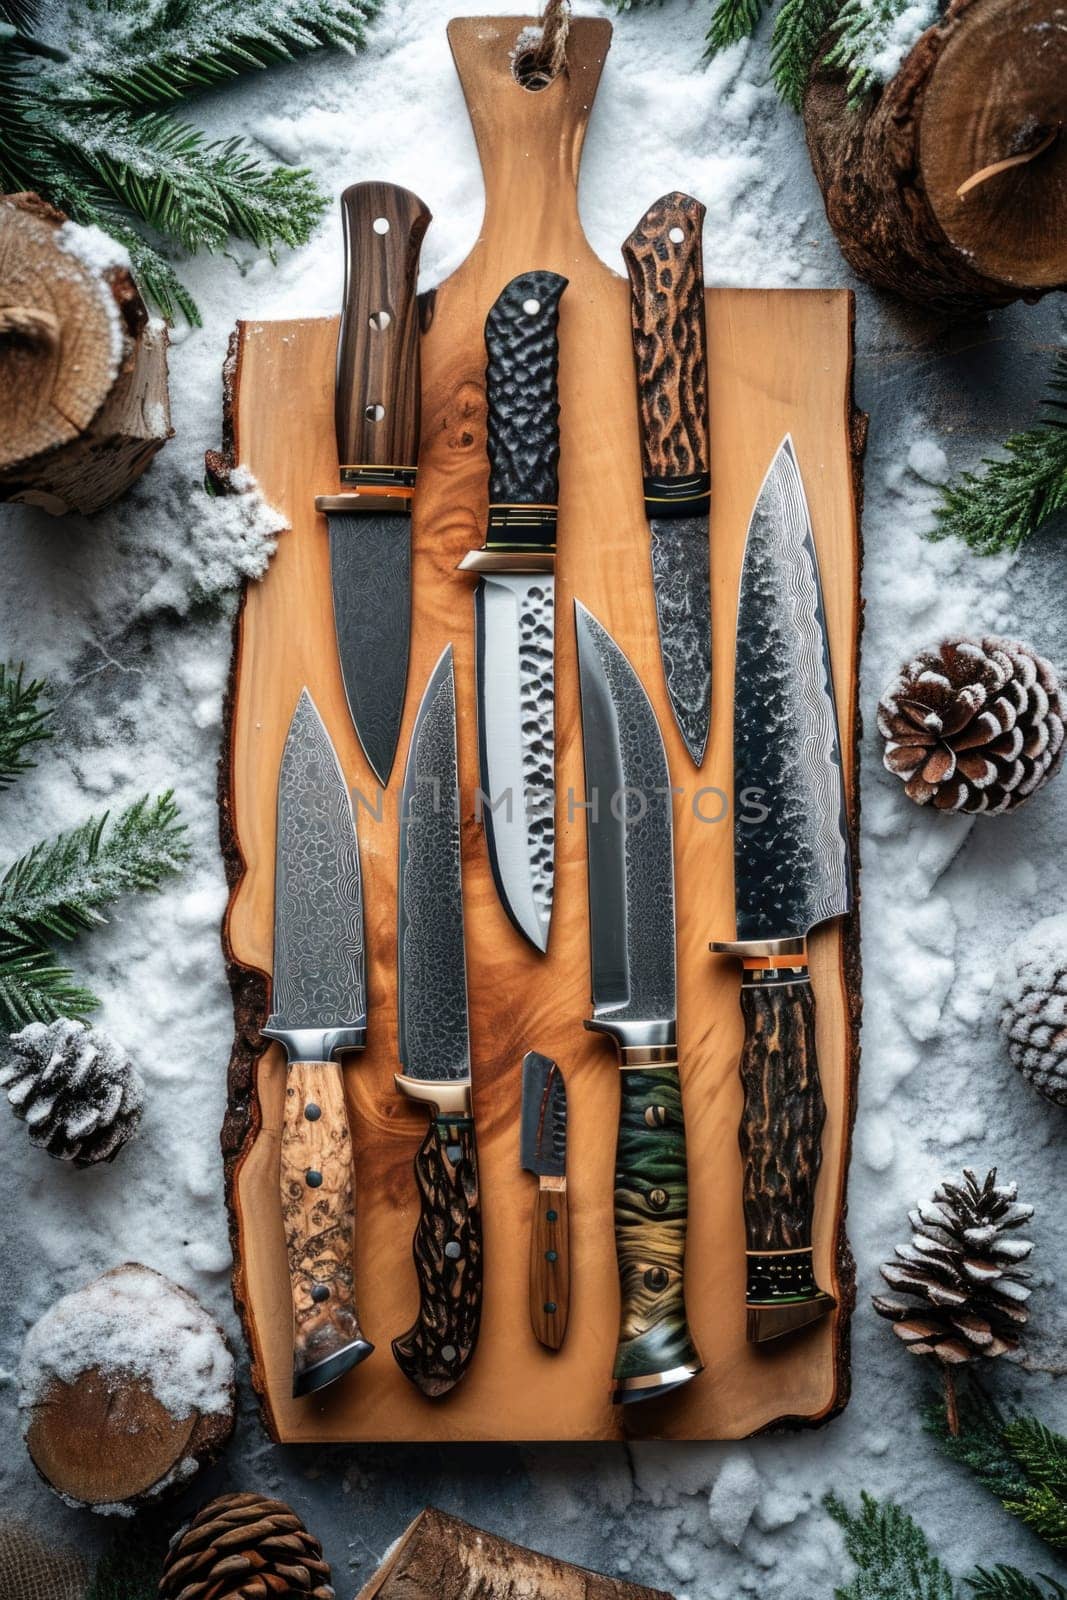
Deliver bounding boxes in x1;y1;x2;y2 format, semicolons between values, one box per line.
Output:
0;192;172;515
804;0;1067;315
356;1508;675;1600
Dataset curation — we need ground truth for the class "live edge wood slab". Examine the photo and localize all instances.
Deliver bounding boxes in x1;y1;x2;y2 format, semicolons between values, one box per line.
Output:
217;15;866;1444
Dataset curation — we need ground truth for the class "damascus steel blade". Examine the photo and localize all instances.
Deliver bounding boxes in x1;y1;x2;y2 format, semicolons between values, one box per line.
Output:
397;645;471;1082
733;434;851;942
649;514;711;766
475;573;554;953
328;509;411;788
520;1051;567;1178
575;602;676;1025
266;689;366;1035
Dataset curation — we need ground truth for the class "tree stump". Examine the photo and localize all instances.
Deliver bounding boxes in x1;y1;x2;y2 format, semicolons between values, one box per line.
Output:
804;0;1067;315
356;1508;676;1600
19;1263;235;1514
0;192;172;515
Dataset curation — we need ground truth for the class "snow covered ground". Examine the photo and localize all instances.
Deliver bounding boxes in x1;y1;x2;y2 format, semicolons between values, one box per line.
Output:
1;1;1065;1594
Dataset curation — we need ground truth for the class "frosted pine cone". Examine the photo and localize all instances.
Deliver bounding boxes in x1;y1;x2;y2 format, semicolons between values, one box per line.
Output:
159;1492;334;1599
1;1018;143;1166
1000;913;1067;1107
878;636;1064;814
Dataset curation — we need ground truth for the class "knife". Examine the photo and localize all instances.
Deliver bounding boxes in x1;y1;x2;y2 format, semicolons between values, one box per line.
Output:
393;645;483;1396
711;434;851;1343
314;180;431;787
575;602;704;1405
622;192;712;767
520;1050;569;1350
261;689;373;1398
458;270;567;952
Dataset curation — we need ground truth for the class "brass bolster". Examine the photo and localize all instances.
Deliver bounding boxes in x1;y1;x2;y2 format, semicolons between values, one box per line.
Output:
710;936;807;964
457;549;555;575
393;1074;472;1117
618;1044;679;1069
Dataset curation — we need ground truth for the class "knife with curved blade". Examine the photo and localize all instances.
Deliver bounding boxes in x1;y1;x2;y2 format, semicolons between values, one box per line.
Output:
393;645;483;1397
458;269;566;953
711;434;851;1343
261;689;373;1398
315;181;431;787
575;602;703;1405
520;1050;569;1350
622;192;712;767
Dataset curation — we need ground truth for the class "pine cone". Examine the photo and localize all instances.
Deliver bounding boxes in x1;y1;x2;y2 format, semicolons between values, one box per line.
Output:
877;636;1064;814
872;1169;1034;1365
0;1018;143;1166
159;1493;334;1600
1000;913;1067;1107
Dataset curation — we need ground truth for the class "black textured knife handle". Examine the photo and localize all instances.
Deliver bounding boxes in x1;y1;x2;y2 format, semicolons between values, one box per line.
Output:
737;965;836;1343
622;192;710;519
484;269;567;549
335;181;431;489
392;1107;483;1398
611;1066;703;1404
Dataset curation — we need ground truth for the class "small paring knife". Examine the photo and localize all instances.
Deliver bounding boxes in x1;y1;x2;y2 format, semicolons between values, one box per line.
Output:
520;1051;569;1350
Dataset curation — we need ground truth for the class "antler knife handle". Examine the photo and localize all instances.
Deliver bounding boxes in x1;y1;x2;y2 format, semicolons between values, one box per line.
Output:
391;1088;483;1398
622;192;710;518
335;181;431;486
529;1176;569;1350
735;963;836;1342
611;1065;702;1403
483;269;566;550
281;1060;373;1397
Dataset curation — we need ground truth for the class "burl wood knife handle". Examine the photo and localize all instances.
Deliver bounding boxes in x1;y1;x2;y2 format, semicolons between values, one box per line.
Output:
737;966;836;1343
335;181;431;484
483;269;566;542
392;1105;483;1398
612;1066;702;1402
529;1177;569;1350
622;192;710;516
281;1060;373;1397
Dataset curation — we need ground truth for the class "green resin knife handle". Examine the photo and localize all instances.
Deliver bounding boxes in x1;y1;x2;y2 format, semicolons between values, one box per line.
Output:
483;270;566;546
392;1105;483;1399
737;967;836;1343
622;192;710;517
612;1065;703;1404
335;181;431;481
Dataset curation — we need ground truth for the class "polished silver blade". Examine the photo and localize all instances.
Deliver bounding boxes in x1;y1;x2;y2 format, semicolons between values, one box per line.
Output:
733;434;851;942
397;645;470;1082
475;572;554;952
328;509;411;788
575;603;675;1025
649;514;711;765
266;689;365;1035
520;1051;566;1178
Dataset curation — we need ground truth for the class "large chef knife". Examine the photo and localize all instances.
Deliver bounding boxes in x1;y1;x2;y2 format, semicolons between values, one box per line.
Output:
314;181;431;787
711;434;851;1343
622;192;712;767
458;270;567;952
262;689;373;1398
520;1050;569;1351
575;602;704;1405
393;645;483;1397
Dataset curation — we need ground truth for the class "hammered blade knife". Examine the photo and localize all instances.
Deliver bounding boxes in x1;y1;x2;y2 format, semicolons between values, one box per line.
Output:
575;602;704;1405
314;181;431;787
262;689;373;1398
622;192;712;767
711;434;851;1343
520;1050;569;1350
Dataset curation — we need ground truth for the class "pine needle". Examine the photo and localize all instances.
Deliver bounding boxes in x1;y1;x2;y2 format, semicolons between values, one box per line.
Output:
0;665;54;791
969;1569;1067;1600
826;1492;957;1600
925;1388;1067;1553
705;0;769;55
770;0;842;108
0;936;98;1028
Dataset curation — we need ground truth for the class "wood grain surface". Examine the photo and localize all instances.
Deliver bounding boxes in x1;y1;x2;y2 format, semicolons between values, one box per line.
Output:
220;15;864;1441
529;1174;569;1349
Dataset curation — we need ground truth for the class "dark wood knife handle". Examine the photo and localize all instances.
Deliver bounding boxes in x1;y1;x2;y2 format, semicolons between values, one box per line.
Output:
611;1066;702;1402
392;1109;483;1398
335;181;431;483
483;269;566;548
529;1175;569;1350
281;1060;373;1397
622;192;710;517
737;968;836;1343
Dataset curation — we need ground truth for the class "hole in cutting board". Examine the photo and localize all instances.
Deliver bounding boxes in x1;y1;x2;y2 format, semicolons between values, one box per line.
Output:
512;48;556;91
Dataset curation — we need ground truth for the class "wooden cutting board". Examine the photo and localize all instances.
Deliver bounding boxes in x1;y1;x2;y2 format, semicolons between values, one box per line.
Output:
218;15;865;1443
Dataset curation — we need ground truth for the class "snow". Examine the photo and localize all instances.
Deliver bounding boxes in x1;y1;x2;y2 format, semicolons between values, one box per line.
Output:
860;0;940;86
0;0;1065;1590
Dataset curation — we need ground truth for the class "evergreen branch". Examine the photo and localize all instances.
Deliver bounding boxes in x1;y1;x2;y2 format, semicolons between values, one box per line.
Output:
0;792;189;948
925;1389;1067;1553
0;0;40;30
705;0;769;55
770;0;842;108
824;0;937;104
0;935;98;1029
924;1390;1030;1503
826;1493;957;1600
0;664;54;791
969;1570;1067;1600
88;1532;161;1600
932;352;1067;555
